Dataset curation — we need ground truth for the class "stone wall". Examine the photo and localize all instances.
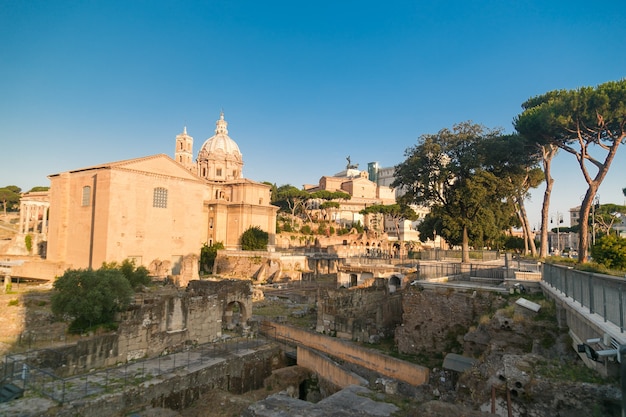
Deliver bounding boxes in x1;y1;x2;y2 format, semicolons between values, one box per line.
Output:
316;282;403;342
297;346;368;388
264;321;429;386
29;280;252;376
53;344;281;417
214;251;310;282
395;285;504;355
5;257;67;281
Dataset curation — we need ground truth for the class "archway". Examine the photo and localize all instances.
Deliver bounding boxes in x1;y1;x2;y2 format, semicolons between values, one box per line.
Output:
223;300;246;330
388;275;402;293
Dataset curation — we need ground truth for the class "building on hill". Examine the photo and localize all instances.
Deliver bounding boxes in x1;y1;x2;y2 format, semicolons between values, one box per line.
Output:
303;159;396;229
46;113;277;280
302;159;438;248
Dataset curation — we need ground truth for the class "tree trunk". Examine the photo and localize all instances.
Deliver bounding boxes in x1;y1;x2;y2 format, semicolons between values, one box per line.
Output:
578;188;598;263
539;144;558;258
572;138;622;263
517;197;537;256
462;225;470;263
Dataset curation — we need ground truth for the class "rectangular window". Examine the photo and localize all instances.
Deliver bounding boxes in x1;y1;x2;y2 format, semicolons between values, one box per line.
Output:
216;168;222;176
153;187;168;208
81;186;91;206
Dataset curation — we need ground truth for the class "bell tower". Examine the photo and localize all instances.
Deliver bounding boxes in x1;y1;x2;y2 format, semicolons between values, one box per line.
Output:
175;127;195;173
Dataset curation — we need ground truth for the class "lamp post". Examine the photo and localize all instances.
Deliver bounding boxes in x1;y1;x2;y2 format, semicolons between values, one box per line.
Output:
551;212;563;255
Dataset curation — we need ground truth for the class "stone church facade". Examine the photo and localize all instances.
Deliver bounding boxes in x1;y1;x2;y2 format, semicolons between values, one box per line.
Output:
46;113;277;279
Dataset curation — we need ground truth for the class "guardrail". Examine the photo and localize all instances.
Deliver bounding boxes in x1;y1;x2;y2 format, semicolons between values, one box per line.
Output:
542;263;626;333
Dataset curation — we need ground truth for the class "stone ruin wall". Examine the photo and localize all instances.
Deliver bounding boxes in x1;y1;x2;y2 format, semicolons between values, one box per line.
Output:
52;345;282;417
214;251;314;282
29;280;252;377
395;286;505;356
316;281;403;342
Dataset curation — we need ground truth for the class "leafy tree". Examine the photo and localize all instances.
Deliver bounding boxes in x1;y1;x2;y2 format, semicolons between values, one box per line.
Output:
592;204;626;237
481;134;544;256
514;108;560;258
274;185;309;224
591;234;626;271
51;267;134;332
319;201;340;221
262;182;279;203
392;122;517;262
360;203;419;239
503;236;525;252
309;190;351;201
101;259;151;289
200;241;224;273
28;186;49;192
0;185;21;216
240;226;269;250
515;79;626;262
307;190;351;222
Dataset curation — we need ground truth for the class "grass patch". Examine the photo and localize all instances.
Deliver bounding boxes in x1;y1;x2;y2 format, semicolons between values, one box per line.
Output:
535;358;616;385
362;336;442;368
8;298;19;306
253;301;316;329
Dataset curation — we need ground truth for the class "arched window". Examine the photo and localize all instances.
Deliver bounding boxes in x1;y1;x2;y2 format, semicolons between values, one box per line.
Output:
153;187;168;208
81;186;91;206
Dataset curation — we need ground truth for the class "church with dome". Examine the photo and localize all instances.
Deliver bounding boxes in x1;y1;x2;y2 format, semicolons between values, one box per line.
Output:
45;113;277;281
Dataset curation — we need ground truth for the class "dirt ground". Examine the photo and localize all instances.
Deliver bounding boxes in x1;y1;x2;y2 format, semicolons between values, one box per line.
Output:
0;281;67;358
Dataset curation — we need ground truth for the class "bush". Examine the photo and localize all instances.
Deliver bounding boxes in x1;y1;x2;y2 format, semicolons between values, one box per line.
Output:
102;259;151;290
51;267;134;333
25;234;32;253
240;226;269;251
200;241;224;273
591;235;626;271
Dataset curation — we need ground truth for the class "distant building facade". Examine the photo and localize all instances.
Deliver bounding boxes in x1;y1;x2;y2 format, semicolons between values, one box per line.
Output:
303;159;433;245
47;113;277;277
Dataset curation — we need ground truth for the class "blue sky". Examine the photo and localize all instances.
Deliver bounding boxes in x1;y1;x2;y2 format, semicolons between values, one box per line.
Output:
1;0;625;229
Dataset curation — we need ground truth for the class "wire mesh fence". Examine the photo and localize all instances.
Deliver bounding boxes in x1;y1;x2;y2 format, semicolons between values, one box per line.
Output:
3;335;267;405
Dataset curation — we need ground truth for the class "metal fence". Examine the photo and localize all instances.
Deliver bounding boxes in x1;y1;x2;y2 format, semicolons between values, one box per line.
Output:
542;263;626;333
3;336;266;405
413;249;500;262
414;263;463;280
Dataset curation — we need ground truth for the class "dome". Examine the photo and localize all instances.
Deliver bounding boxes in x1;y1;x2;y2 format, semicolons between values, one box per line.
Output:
198;112;242;161
196;112;244;181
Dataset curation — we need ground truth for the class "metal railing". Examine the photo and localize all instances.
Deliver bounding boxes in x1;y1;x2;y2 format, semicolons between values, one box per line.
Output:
542;263;626;333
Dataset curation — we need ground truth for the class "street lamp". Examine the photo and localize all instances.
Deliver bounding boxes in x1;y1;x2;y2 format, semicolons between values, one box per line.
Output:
551;212;563;255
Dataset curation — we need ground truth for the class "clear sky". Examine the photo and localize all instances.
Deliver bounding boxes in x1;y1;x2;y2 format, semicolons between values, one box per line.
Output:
1;0;625;229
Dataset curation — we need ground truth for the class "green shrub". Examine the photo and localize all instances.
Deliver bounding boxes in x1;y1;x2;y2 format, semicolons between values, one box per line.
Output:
8;299;19;306
101;259;151;289
51;267;134;333
200;242;224;273
591;235;626;271
25;234;32;253
240;226;269;250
